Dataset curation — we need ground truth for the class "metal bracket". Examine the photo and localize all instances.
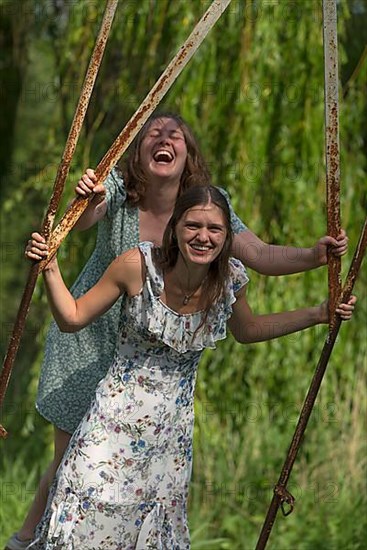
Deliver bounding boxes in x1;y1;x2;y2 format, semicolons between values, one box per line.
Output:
274;485;295;517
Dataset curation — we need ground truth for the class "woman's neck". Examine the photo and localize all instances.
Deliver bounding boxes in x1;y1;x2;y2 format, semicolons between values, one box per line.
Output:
170;255;210;292
162;257;209;311
139;178;180;215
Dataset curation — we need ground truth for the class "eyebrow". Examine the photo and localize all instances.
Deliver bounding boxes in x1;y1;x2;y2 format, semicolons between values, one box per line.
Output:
184;219;225;229
149;127;184;136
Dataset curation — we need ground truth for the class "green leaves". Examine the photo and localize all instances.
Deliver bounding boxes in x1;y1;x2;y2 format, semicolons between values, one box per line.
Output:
0;1;366;548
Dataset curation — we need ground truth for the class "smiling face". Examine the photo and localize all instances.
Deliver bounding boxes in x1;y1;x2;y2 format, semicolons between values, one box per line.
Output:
139;117;188;184
175;202;227;266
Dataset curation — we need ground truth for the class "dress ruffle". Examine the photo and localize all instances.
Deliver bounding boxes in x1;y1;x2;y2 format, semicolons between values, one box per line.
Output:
29;492;81;549
138;242;249;353
136;502;178;549
31;495;178;550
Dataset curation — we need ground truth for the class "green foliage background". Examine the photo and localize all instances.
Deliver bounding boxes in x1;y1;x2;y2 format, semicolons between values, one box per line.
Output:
0;1;366;548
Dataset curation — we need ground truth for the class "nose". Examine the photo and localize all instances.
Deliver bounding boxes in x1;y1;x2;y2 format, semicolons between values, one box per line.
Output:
196;228;209;242
158;132;171;145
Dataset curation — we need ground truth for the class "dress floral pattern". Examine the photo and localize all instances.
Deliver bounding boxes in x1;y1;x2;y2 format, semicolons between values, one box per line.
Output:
32;242;249;550
36;169;248;434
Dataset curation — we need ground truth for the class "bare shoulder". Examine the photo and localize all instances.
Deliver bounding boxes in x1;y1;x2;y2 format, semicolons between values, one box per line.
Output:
111;247;142;275
119;247;142;267
109;247;144;294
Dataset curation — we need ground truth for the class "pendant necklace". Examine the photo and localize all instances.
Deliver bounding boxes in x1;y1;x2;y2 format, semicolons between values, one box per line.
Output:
182;292;195;306
180;276;207;305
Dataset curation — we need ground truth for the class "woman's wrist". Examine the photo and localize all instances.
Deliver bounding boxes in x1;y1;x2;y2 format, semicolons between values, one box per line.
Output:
316;302;329;324
42;256;58;274
310;245;325;269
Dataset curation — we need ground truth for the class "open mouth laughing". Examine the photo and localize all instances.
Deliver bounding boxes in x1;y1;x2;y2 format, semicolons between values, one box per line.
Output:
153;149;174;164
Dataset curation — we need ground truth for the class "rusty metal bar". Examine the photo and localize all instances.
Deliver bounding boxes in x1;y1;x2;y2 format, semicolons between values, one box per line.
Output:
42;0;119;240
0;267;40;438
0;0;119;437
39;0;233;268
323;0;342;325
255;218;367;550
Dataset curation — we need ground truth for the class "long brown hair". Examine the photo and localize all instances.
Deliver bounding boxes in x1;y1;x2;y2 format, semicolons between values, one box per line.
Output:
118;112;211;205
158;186;234;324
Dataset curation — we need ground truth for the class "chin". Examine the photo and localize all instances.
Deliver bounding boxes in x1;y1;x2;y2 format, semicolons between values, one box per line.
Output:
151;164;177;178
187;253;217;265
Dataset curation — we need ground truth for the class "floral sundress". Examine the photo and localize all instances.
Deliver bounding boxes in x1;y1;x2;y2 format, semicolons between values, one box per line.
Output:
32;242;249;549
36;169;248;434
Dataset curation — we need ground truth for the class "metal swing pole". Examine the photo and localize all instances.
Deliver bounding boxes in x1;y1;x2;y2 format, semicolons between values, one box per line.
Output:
255;1;352;546
323;0;342;325
0;0;119;437
255;218;367;550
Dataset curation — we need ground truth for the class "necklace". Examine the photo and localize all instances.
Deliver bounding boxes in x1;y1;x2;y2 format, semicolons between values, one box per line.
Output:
182;291;195;306
180;276;207;305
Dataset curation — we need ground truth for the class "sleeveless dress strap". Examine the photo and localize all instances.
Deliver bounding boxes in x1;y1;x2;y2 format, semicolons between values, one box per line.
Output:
138;241;164;296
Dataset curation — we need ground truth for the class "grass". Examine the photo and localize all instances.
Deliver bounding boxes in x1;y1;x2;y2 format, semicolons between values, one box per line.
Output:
0;336;365;549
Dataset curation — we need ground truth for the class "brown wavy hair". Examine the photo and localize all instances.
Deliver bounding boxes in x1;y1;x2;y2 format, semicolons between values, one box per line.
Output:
157;185;234;326
118;112;211;205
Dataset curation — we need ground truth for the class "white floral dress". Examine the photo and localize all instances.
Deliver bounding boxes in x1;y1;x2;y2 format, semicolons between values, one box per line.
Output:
32;242;249;550
36;169;248;434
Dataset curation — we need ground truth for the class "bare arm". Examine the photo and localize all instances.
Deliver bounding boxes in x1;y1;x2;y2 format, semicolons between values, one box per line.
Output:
232;229;348;276
227;286;356;344
42;250;141;332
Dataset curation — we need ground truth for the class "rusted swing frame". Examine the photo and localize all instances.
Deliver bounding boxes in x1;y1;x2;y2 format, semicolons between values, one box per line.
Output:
255;1;366;548
0;1;365;548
